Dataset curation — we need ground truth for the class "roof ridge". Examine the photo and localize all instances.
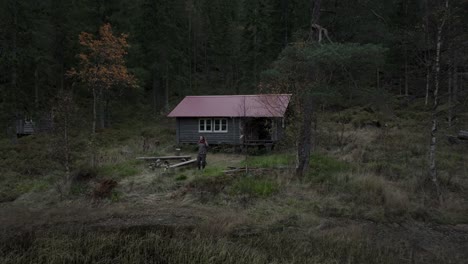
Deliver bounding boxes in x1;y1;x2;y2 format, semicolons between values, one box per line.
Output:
185;94;291;98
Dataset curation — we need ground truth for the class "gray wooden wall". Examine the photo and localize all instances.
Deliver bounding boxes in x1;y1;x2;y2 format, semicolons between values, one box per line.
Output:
176;117;285;145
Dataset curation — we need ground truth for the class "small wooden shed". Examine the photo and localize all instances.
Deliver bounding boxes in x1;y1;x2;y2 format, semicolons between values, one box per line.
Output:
168;94;291;145
15;114;53;136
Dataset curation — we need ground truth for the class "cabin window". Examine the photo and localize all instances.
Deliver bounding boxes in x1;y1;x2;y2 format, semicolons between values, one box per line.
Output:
214;118;228;132
199;119;212;132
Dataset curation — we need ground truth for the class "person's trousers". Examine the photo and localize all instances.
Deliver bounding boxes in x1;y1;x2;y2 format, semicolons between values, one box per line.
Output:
197;154;206;169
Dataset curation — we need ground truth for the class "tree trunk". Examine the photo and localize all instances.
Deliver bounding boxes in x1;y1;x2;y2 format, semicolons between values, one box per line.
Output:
296;91;314;177
424;0;430;106
11;0;18;110
453;62;458;103
204;40;208;74
296;0;322;178
64;104;70;182
105;98;110;128
404;48;409;97
188;5;192;92
91;87;97;167
282;0;289;47
165;63;169;112
448;58;453;127
98;88;105;129
376;67;380;90
458;130;468;140
193;19;197;94
152;73;158;117
403;0;410;97
253;14;258;86
428;3;447;202
34;64;39;109
425;67;430;106
447;6;454;127
92;88;97;135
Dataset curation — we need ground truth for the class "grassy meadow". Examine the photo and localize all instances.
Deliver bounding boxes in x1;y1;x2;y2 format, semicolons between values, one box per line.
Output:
0;105;467;263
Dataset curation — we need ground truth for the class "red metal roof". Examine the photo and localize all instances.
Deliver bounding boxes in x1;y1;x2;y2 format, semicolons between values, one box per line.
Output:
168;94;291;117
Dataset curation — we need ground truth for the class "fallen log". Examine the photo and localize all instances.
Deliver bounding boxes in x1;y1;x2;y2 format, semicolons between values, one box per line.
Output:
447;135;461;145
136;155;191;161
169;159;197;168
223;167;293;174
458;130;468;140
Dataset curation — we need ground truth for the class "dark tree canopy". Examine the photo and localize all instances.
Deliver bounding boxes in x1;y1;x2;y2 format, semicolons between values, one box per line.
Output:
0;0;466;125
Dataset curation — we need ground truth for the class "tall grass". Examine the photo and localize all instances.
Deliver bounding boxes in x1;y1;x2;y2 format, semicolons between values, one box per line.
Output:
241;154;294;168
308;153;350;182
97;160;142;180
0;227;426;264
230;177;280;197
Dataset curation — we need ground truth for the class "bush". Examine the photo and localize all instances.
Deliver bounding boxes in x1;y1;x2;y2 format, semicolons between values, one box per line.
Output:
72;165;97;182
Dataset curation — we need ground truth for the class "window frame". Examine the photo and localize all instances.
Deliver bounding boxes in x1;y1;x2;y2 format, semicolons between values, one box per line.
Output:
198;118;228;133
198;118;213;133
213;118;228;133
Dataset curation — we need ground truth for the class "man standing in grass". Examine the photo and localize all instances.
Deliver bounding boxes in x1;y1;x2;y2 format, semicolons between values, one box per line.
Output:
197;136;209;170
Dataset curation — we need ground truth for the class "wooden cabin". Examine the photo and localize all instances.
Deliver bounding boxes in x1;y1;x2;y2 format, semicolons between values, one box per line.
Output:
168;94;291;146
15;114;53;136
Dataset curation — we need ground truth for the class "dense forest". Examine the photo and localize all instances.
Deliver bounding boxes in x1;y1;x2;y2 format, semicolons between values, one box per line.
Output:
1;0;466;114
1;0;467;185
1;0;468;263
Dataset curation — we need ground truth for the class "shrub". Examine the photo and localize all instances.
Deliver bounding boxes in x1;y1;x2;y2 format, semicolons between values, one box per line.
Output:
72;165;98;182
92;179;118;199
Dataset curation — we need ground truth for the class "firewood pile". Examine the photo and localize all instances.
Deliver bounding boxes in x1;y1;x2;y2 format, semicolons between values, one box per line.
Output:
136;155;195;170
